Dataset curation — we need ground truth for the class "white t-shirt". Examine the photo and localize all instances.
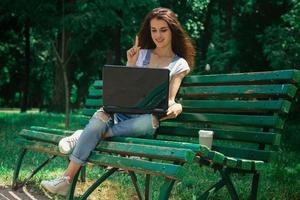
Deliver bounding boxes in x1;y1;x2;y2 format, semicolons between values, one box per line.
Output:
135;49;190;77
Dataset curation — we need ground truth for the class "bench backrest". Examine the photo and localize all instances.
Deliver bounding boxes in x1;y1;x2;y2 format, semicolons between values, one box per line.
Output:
83;69;300;163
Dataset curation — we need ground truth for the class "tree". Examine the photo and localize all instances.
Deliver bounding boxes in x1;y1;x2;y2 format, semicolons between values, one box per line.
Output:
261;0;300;70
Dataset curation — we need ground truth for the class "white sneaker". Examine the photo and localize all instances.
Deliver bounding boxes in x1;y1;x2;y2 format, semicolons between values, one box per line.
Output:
41;176;70;196
58;129;83;154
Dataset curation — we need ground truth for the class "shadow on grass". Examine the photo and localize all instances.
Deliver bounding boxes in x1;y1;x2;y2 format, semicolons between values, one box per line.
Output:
0;185;51;200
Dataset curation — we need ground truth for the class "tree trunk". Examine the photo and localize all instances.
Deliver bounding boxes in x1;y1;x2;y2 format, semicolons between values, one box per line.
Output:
114;26;122;64
198;0;217;62
73;76;90;109
112;7;123;65
49;40;66;113
224;0;233;72
106;50;114;64
20;19;30;112
62;60;70;128
225;0;233;39
49;0;72;130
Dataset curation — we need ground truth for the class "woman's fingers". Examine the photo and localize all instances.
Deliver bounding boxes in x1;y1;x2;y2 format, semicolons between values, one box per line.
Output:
160;113;177;121
127;47;140;57
160;110;177;121
127;35;141;66
127;47;134;57
127;45;141;66
134;35;139;47
127;35;140;57
160;103;182;121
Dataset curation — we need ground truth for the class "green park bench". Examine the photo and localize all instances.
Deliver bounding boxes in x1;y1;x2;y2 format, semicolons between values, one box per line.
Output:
12;69;300;200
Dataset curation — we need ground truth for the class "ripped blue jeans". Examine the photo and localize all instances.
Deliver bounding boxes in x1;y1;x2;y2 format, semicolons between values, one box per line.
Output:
70;109;158;165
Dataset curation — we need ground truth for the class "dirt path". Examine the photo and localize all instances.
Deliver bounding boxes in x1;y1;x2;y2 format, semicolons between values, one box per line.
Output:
0;186;50;200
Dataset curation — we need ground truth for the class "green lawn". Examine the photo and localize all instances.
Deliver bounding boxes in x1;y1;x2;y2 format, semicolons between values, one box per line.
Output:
0;112;300;199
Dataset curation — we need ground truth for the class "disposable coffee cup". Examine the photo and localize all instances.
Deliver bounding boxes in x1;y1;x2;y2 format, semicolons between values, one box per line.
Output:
198;130;214;149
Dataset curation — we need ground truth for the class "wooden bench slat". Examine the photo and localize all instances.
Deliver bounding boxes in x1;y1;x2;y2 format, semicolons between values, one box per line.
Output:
20;130;195;163
20;129;63;143
30;126;73;135
237;159;253;170
110;137;204;155
224;157;238;168
80;118;90;125
181;99;291;114
182;69;300;85
96;141;195;163
207;151;225;164
236;159;264;171
85;99;103;107
203;151;265;170
82;108;98;116
16;138;66;156
89;152;185;180
179;84;297;99
16;138;184;180
253;160;264;171
157;126;281;145
212;145;273;162
88;89;103;98
93;80;103;88
174;112;284;128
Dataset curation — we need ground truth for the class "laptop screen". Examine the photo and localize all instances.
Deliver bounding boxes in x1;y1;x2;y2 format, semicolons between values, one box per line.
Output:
102;65;169;114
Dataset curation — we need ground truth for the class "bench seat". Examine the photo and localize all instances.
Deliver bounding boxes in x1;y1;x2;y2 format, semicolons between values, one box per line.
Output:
17;128;195;179
12;69;300;200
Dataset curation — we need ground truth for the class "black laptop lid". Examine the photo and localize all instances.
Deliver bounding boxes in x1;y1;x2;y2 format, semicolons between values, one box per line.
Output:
102;65;169;114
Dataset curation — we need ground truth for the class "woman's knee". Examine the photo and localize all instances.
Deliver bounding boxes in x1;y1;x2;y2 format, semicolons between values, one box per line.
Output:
83;110;111;138
93;108;111;122
151;114;159;129
141;114;159;136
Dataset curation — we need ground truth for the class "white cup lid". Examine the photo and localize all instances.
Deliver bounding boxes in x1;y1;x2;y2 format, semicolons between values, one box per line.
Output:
198;130;213;137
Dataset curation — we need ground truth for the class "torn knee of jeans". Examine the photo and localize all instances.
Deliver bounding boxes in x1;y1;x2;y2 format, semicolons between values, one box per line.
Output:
94;111;110;122
151;115;159;129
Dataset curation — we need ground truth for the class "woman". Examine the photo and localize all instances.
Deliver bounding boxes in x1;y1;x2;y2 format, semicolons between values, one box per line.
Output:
41;7;195;196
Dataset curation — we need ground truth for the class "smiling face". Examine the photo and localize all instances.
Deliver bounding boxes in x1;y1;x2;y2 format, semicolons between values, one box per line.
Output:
150;18;172;49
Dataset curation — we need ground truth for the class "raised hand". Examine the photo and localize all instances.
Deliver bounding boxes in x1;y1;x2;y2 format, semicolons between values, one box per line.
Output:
126;36;141;66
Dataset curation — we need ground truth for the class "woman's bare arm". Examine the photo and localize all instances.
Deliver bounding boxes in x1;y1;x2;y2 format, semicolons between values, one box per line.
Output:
160;70;188;121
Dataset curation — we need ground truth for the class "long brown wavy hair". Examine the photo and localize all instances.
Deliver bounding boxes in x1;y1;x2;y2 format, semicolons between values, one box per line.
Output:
138;7;195;68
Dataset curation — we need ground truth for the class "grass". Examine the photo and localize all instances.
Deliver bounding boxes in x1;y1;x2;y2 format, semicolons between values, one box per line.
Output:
0;112;300;199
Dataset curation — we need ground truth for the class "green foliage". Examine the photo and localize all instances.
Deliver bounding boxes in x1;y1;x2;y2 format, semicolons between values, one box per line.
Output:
0;0;300;112
261;1;300;70
203;0;294;73
206;36;238;73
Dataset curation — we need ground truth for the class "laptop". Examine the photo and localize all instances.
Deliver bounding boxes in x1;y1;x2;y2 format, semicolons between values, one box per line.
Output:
102;65;170;115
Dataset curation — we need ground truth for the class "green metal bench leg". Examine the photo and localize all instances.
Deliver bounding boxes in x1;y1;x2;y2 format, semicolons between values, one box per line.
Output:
145;157;153;200
12;149;27;190
12;149;57;190
145;174;151;200
198;178;226;200
80;166;86;182
128;171;144;200
250;172;260;200
66;167;82;200
220;169;239;200
158;178;175;200
78;167;118;200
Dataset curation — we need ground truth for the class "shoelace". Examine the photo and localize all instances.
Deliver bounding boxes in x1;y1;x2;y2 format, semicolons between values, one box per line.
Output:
66;136;78;147
53;177;69;186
